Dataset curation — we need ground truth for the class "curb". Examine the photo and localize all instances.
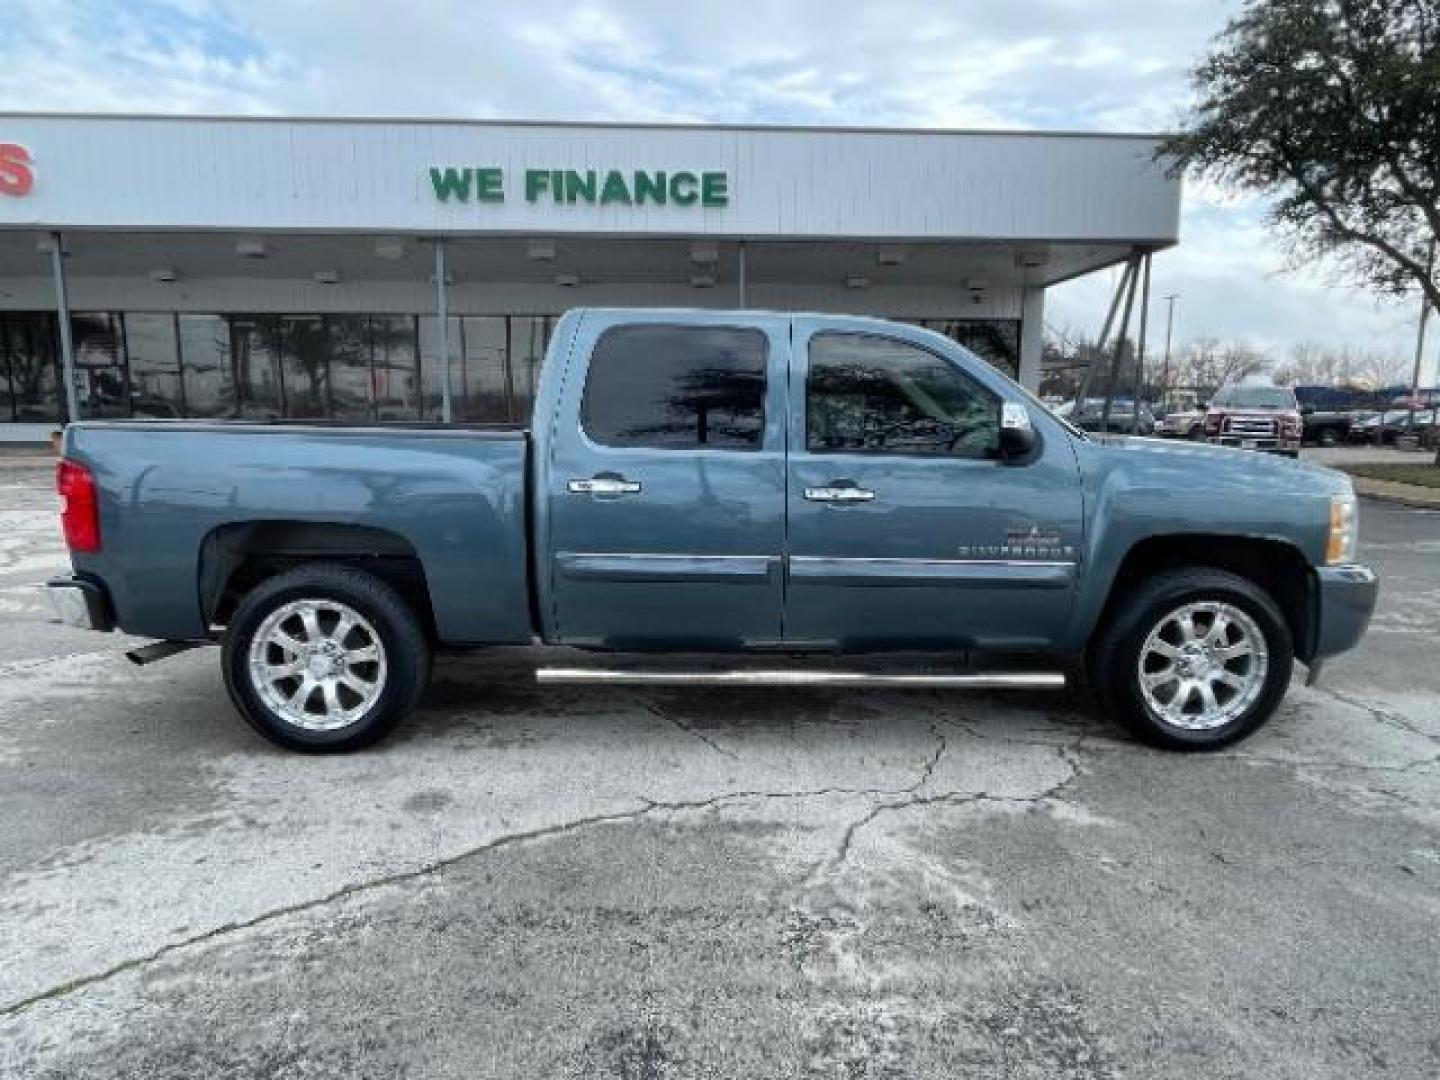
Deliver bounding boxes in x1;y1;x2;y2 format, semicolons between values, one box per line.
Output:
1352;477;1440;510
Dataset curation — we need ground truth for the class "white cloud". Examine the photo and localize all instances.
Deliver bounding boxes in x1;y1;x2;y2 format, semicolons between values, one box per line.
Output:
0;0;1433;377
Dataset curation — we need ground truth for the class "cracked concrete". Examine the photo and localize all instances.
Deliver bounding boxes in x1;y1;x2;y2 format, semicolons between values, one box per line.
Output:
1;473;1438;1078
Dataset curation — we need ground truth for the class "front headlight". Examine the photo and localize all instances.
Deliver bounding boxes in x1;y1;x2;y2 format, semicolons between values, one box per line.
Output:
1326;490;1358;565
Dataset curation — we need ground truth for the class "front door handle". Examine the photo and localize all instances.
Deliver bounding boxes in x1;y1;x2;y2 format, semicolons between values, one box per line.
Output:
568;476;642;496
804;485;875;503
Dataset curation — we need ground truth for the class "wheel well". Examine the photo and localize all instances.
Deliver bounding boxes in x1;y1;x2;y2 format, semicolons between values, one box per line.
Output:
200;521;436;638
1098;534;1316;660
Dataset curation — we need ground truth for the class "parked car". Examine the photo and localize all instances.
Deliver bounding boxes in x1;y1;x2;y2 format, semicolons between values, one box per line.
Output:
48;308;1376;754
1351;408;1436;445
1203;384;1303;456
1155;406;1206;439
1299;406;1355;447
1056;397;1158;436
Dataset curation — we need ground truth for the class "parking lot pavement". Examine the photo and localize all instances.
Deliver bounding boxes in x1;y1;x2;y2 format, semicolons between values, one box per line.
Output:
1;468;1437;1079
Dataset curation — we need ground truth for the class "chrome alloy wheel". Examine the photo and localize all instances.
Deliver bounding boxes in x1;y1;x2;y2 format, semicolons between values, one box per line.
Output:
1136;601;1268;731
247;599;388;732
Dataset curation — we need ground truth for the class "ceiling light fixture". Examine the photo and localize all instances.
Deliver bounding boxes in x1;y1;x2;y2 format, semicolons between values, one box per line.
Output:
554;273;581;287
374;238;408;261
844;274;871;289
527;239;557;262
149;268;178;283
235;238;267;259
689;241;719;265
313;269;341;285
690;273;717;289
876;246;907;267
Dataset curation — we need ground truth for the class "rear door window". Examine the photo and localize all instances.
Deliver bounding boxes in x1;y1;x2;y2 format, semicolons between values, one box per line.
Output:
582;324;767;450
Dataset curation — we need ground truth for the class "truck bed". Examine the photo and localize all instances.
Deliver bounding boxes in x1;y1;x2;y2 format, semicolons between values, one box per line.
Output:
63;420;535;644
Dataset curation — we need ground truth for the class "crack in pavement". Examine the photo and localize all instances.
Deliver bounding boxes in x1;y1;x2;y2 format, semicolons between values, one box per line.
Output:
0;723;1036;1023
827;740;1083;873
645;702;739;760
1313;685;1439;746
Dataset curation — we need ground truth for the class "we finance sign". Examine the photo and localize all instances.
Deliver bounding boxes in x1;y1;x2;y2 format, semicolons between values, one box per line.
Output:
428;165;728;208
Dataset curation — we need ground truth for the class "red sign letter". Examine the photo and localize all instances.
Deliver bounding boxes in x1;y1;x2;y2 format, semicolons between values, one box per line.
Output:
0;143;35;196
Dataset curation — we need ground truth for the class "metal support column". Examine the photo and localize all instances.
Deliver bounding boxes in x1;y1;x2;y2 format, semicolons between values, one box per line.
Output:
1098;256;1141;432
1017;286;1046;392
434;238;452;424
49;231;79;423
1074;252;1138;408
1131;253;1152;433
737;241;748;308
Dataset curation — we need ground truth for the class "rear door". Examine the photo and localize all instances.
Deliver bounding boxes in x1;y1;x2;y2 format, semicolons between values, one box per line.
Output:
545;312;789;648
784;321;1084;649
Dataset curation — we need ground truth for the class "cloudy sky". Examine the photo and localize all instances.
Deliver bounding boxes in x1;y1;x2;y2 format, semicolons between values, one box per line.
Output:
0;0;1431;378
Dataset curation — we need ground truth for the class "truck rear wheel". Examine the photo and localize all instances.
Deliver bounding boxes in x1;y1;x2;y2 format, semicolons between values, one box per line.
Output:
1088;568;1293;750
222;563;431;752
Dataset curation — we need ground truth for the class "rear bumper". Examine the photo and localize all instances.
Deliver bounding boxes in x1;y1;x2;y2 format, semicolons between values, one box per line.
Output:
45;575;116;633
1311;564;1378;659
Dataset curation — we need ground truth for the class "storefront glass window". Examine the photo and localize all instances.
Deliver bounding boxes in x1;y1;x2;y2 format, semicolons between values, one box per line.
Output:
178;314;236;417
418;316;462;421
71;312;129;419
327;316;373;421
279;316;331;419
510;316;550;421
372;316;419;421
4;313;62;423
125;313;184;419
460;317;510;422
231;316;283;419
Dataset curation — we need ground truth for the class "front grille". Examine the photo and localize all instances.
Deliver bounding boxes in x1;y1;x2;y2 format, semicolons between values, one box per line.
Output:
1224;417;1277;436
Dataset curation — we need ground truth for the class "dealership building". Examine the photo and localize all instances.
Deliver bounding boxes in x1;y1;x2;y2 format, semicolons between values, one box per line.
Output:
0;114;1180;438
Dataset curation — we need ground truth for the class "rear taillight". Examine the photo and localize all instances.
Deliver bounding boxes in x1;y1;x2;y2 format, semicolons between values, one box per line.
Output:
57;459;101;553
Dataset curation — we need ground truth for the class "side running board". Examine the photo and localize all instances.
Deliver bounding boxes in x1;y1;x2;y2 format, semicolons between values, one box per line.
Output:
535;668;1066;689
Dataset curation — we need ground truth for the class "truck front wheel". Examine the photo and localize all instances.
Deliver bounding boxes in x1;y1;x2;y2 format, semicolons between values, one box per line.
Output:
1088;568;1293;750
222;563;431;752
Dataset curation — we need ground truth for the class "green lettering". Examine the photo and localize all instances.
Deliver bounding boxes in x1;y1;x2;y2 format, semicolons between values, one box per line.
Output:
525;169;550;202
552;170;564;202
669;170;698;205
564;169;597;203
634;171;666;205
701;171;728;207
600;170;632;204
429;166;472;202
475;167;504;202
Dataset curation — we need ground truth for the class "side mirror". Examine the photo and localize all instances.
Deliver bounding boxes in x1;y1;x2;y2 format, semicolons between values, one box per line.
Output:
999;401;1037;460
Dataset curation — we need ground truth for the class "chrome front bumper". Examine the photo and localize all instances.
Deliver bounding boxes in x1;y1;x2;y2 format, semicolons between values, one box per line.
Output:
45;576;115;633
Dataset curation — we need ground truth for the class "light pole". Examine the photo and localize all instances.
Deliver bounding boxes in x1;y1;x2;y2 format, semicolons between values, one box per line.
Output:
1160;293;1179;407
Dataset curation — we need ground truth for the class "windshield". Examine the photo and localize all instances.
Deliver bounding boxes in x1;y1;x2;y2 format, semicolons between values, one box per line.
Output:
1213;386;1296;410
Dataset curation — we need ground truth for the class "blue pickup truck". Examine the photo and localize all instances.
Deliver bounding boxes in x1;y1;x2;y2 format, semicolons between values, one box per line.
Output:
48;308;1377;753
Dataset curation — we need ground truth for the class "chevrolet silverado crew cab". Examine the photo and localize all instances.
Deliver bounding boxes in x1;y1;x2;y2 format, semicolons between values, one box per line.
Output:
48;309;1377;753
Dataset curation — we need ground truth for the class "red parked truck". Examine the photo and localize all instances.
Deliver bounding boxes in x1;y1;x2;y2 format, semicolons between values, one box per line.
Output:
1203;384;1302;457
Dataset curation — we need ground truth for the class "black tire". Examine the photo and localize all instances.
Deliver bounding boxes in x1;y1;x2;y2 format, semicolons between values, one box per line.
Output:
1087;567;1293;751
222;563;431;752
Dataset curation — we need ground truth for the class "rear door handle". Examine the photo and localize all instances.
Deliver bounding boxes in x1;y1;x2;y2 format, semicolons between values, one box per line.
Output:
804;485;875;503
568;476;642;496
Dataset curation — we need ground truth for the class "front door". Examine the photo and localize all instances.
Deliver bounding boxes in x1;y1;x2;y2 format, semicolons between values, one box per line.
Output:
784;322;1084;649
546;312;790;648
